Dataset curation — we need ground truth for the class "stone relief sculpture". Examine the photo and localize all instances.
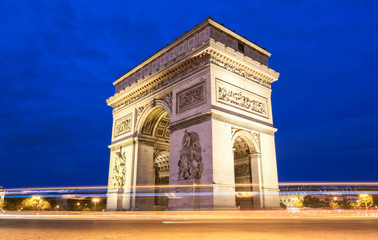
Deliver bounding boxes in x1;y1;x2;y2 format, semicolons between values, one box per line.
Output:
218;86;266;115
178;130;203;180
110;150;126;191
114;115;132;137
159;92;173;109
177;83;205;113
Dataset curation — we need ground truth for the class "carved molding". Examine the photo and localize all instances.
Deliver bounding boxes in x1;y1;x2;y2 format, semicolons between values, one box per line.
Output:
231;126;261;152
113;21;273;94
110;149;126;191
158;92;173;110
135;104;148;123
112;54;210;114
114;26;211;93
178;130;203;180
177;82;206;113
209;54;271;88
234;163;251;177
114;114;132;138
153;143;169;159
111;50;273;114
216;79;268;118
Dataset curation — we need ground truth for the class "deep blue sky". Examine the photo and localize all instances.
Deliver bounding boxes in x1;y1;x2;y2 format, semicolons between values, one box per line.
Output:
1;0;377;188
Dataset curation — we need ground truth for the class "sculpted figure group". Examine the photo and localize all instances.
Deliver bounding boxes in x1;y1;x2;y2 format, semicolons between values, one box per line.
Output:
178;130;203;180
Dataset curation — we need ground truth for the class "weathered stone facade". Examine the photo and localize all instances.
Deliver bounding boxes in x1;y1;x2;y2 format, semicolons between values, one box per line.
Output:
106;17;280;210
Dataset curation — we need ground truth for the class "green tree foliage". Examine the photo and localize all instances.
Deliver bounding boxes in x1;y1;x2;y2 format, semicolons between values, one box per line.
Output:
338;200;352;209
280;202;287;209
21;197;51;210
302;195;328;208
0;198;24;210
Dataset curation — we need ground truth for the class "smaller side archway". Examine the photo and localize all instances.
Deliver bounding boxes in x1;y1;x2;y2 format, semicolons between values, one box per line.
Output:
232;130;263;210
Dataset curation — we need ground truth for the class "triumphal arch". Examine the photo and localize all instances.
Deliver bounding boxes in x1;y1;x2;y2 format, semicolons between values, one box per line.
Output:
106;18;280;211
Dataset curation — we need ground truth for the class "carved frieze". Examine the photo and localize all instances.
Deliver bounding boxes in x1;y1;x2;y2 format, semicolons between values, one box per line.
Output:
114;114;132;138
112;51;273;114
159;92;173;109
177;82;206;113
112;55;210;114
178;130;203;180
110;150;126;191
217;80;268;118
136;105;146;121
210;56;271;88
234;163;251;177
153;143;169;159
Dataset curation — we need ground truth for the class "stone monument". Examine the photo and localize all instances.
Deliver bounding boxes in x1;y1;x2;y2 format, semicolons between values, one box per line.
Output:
106;17;280;210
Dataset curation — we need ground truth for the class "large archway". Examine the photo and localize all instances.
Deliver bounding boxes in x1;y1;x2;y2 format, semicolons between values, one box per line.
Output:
139;106;170;210
232;130;262;210
233;136;254;210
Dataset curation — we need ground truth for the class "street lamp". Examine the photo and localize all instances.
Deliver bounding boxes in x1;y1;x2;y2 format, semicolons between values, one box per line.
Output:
92;198;100;211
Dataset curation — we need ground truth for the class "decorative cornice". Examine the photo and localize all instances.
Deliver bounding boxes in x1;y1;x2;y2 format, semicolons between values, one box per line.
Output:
169;111;212;132
109;50;277;113
113;17;274;88
211;109;276;136
109;52;211;110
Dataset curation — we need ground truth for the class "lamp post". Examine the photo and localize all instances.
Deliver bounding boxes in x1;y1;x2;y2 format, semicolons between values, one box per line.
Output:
92;198;100;211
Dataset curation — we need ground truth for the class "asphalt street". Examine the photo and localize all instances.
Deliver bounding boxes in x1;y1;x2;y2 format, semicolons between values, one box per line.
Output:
0;217;377;240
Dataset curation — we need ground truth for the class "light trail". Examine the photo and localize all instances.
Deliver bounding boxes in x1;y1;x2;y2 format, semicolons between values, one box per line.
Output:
4;182;378;192
2;182;378;201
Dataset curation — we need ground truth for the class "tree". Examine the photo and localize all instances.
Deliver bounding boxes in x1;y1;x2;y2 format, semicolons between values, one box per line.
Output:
21;197;51;210
359;194;373;210
294;199;303;208
350;202;360;209
0;198;24;210
329;201;340;209
338;200;352;209
302;195;328;208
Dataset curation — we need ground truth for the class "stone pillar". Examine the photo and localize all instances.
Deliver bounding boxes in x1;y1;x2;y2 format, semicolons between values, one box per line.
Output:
212;119;237;210
133;140;154;210
250;153;263;209
259;133;280;209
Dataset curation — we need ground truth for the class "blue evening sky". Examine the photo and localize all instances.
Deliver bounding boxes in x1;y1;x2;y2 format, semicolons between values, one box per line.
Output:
0;0;377;188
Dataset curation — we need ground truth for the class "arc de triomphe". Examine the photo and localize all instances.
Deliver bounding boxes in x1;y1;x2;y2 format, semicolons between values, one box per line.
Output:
106;18;280;211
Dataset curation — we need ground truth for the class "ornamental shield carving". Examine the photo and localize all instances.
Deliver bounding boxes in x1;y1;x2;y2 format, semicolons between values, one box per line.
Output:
178;130;203;180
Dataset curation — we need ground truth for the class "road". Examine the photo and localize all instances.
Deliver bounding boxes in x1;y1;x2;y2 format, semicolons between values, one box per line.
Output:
0;216;377;240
